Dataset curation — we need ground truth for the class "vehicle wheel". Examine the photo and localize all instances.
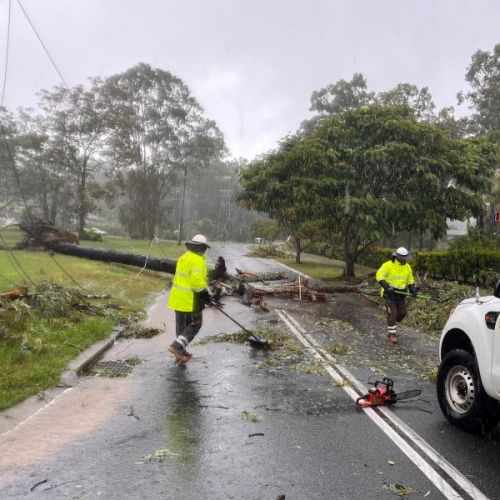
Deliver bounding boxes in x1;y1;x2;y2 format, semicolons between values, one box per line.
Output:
437;349;500;434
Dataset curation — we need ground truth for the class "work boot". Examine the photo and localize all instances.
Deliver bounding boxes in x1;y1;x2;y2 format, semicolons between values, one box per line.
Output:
168;344;192;363
388;334;398;344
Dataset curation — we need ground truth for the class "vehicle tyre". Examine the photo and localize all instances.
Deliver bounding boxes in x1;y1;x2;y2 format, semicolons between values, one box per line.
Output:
437;349;500;434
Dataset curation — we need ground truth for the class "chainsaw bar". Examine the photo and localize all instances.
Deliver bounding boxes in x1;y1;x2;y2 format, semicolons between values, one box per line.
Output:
394;389;422;401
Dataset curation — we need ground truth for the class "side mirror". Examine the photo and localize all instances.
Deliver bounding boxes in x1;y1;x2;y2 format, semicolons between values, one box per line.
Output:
494;280;500;299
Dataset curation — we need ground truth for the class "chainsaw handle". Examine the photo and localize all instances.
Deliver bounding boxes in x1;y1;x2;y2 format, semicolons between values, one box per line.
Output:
374;377;394;389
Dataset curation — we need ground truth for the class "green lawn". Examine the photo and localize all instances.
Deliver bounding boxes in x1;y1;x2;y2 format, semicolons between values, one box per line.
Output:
0;226;23;246
0;317;114;409
0;233;181;410
275;255;375;281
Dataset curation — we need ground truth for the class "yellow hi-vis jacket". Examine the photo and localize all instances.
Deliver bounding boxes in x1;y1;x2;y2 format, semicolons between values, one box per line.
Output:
376;259;414;297
167;250;208;312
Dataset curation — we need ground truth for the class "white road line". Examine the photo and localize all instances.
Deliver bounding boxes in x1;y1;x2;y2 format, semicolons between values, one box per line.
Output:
280;311;488;500
0;387;73;440
277;309;489;500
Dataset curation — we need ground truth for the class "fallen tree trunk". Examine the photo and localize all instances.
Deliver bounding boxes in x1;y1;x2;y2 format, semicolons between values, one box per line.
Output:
52;243;177;274
245;282;327;302
313;284;361;293
235;268;288;282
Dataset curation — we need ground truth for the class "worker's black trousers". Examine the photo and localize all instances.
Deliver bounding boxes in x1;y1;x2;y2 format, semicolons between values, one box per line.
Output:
173;310;203;350
384;297;407;326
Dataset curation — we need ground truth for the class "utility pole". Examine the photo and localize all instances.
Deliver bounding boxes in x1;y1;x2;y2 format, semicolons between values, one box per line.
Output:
218;188;232;241
177;165;187;245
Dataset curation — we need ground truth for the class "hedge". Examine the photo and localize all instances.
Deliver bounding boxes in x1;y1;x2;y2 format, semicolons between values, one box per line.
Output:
359;246;500;286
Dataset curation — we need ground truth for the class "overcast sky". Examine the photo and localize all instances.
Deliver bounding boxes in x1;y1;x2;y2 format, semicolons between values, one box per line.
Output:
1;0;499;160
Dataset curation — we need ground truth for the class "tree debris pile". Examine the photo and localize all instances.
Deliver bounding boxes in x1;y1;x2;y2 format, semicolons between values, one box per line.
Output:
0;282;101;322
18;219;79;248
121;324;161;339
334;278;478;336
195;327;287;348
219;269;328;308
196;327;330;374
0;282;126;348
243;280;327;302
405;281;476;335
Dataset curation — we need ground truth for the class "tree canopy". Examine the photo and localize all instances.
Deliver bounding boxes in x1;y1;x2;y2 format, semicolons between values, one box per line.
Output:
101;63;225;239
460;43;500;133
240;105;497;277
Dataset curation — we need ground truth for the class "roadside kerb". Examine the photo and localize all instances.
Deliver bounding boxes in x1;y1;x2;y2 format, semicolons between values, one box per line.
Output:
71;325;125;376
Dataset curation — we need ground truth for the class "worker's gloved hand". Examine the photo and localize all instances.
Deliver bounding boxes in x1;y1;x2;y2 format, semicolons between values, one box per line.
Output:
379;280;390;291
409;285;418;298
199;289;213;305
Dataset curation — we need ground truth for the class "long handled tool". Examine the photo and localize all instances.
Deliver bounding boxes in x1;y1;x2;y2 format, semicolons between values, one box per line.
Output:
393;290;440;302
211;303;270;349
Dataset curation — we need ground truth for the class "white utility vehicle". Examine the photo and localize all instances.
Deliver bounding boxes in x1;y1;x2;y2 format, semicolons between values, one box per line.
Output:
438;282;500;433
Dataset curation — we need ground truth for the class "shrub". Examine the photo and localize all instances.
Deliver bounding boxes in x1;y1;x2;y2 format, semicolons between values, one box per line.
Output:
415;247;500;286
80;229;103;242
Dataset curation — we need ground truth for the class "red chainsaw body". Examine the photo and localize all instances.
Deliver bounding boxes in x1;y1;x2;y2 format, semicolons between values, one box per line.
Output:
356;378;397;409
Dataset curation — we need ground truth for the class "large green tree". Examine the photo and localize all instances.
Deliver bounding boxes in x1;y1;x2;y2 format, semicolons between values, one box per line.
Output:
240;105;496;277
376;83;435;121
310;73;374;115
101;63;224;240
239;135;327;262
0;108;18;210
37;81;108;237
459;43;500;133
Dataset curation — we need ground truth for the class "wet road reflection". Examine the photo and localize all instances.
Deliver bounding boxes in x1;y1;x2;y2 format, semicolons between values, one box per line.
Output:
164;366;204;476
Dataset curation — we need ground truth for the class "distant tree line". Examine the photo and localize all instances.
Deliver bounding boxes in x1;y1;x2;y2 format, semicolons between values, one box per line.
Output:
0;63;256;242
238;43;500;277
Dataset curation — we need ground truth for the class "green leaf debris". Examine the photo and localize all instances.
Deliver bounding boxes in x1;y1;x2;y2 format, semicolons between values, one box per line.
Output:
140;448;179;463
241;410;261;422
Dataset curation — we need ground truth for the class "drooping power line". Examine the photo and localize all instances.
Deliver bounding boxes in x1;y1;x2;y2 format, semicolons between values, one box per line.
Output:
16;0;68;88
1;0;11;107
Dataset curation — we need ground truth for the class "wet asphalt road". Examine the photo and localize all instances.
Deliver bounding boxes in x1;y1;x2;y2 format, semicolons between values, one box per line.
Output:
1;243;500;499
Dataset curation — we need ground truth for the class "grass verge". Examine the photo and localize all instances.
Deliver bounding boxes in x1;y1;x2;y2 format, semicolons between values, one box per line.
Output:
0;234;179;410
274;256;375;281
0;316;113;410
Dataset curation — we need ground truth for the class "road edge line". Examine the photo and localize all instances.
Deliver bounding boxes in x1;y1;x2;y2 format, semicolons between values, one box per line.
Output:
280;310;488;500
277;309;466;500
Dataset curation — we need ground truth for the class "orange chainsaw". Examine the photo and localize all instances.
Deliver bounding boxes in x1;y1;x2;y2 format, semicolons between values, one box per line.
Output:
355;378;421;409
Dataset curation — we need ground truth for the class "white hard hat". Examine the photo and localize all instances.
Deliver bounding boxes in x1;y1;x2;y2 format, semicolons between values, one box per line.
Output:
187;234;210;247
393;247;409;257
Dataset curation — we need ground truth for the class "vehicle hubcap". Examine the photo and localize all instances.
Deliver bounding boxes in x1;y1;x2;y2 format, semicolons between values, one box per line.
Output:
444;365;475;415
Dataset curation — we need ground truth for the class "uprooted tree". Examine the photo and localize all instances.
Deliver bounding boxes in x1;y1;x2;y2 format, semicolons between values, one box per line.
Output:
17;219;176;274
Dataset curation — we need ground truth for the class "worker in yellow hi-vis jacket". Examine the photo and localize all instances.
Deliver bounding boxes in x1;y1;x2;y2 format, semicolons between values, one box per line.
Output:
167;234;212;363
376;247;417;344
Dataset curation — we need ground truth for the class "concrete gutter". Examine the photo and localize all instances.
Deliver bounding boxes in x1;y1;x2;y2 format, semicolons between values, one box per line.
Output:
71;325;125;377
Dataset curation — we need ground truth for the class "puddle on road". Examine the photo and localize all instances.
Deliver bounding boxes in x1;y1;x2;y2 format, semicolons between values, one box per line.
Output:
162;369;204;476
